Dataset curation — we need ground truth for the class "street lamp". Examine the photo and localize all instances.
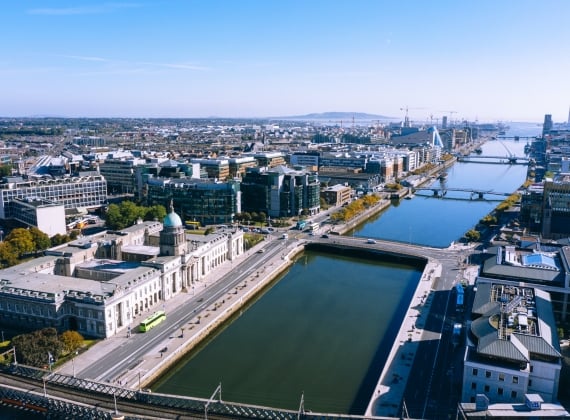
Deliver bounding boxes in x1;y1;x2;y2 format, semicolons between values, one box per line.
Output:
72;351;78;378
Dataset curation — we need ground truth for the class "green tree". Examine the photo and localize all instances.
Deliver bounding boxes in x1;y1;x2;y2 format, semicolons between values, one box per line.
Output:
12;328;63;368
29;227;51;255
5;228;34;258
106;201;156;230
145;204;167;222
50;233;71;246
0;164;12;177
105;203;126;230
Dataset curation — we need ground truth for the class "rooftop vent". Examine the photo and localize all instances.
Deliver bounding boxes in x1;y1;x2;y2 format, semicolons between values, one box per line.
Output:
475;394;489;411
525;394;543;411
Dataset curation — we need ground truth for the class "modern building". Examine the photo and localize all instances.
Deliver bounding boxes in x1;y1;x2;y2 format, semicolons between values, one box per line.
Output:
0;173;107;219
191;158;230;180
240;166;320;218
11;198;67;237
98;157;146;195
541;180;570;239
462;283;562;405
0;206;244;339
145;177;241;225
251;152;286;168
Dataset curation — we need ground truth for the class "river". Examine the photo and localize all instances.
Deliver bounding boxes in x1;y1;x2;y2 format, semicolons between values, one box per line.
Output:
153;123;541;414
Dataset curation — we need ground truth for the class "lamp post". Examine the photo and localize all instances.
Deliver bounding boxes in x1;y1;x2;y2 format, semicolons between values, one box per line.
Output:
72;351;78;378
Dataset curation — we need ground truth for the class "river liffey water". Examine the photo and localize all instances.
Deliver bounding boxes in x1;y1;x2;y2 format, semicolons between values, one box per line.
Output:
154;123;541;414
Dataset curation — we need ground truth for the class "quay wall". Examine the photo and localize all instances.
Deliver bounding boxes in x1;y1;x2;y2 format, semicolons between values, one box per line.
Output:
141;244;305;388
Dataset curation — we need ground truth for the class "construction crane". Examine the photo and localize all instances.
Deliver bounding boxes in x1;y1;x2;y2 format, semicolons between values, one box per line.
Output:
400;106;410;127
400;106;425;128
439;110;457;127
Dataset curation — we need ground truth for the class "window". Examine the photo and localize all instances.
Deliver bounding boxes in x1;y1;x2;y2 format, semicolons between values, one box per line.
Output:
529;380;532;387
498;387;503;396
499;373;505;382
472;368;478;376
511;391;517;399
471;382;476;390
485;371;491;378
484;385;490;392
530;365;534;373
513;376;519;384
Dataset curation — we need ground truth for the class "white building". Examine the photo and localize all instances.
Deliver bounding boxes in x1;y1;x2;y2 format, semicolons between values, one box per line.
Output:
0;206;244;338
462;283;562;405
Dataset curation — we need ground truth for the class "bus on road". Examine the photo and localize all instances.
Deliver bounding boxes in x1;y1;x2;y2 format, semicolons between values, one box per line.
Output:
139;310;166;332
307;222;320;232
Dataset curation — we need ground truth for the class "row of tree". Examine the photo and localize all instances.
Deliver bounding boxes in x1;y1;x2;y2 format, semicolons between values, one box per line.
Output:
0;227;52;268
105;201;166;230
330;194;381;223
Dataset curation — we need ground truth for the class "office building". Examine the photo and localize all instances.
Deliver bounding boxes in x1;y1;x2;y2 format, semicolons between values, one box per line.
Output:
462;283;561;405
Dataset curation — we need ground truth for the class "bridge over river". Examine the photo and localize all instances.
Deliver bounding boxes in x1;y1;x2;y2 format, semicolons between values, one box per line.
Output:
457;155;531;164
0;236;476;419
413;186;513;199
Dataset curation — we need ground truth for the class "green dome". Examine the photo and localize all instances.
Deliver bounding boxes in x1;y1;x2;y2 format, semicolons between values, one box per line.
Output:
163;211;182;228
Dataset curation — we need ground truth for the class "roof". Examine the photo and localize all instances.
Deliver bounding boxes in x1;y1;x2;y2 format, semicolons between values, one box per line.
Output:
163;210;182;228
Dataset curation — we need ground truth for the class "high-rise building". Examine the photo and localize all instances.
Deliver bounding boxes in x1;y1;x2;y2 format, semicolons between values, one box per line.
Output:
543;114;553;135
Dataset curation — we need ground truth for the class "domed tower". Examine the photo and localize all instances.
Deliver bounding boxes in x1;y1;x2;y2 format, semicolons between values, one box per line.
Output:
160;201;187;256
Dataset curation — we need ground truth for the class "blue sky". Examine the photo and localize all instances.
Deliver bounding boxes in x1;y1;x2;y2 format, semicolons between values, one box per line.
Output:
2;1;569;122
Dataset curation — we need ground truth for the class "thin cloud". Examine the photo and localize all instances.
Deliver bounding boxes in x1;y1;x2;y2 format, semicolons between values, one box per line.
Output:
141;61;210;71
28;3;141;16
59;55;208;71
62;55;109;62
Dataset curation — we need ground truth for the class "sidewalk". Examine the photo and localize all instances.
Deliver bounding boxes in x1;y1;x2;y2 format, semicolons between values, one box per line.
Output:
365;259;442;418
57;236;300;390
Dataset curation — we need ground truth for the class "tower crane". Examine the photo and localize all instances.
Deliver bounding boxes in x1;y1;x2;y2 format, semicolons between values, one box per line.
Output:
439;110;457;127
400;106;425;128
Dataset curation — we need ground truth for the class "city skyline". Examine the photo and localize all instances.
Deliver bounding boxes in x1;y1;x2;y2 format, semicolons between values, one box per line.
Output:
2;1;570;123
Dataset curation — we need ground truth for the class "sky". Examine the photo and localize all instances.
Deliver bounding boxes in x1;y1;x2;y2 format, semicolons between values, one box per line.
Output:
2;1;570;123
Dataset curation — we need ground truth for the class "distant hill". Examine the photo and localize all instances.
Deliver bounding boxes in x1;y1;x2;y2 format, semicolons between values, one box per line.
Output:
276;112;396;121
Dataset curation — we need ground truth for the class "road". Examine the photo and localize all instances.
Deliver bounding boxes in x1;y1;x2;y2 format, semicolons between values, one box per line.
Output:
77;234;296;382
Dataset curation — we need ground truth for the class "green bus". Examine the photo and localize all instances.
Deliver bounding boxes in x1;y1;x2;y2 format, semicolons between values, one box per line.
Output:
139;310;166;332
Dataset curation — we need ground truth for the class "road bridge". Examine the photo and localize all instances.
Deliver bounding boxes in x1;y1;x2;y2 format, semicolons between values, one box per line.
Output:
457;155;530;164
1;235;477;419
413;186;512;199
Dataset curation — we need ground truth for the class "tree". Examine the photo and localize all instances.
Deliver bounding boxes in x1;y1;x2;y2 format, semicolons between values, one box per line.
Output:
465;229;481;242
51;233;71;246
60;330;84;354
5;228;34;258
106;201;160;230
145;204;167;222
29;227;51;255
0;241;19;267
0;164;12;177
12;328;63;368
105;203;125;230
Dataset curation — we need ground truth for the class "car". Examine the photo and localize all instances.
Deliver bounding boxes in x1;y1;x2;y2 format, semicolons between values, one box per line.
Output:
321;234;329;238
257;249;265;253
367;239;377;244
